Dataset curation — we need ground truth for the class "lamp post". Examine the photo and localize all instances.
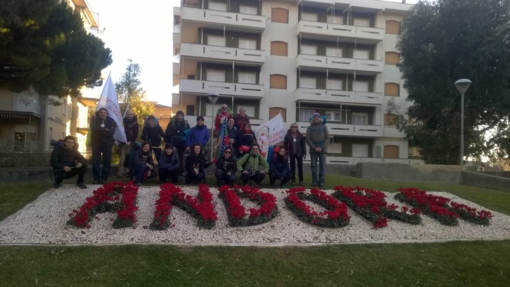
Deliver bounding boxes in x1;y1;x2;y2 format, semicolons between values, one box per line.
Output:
454;79;472;166
207;92;219;161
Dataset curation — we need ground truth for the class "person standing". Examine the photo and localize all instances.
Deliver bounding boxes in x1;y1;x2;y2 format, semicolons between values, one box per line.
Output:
215;146;237;187
118;110;138;177
164;110;190;174
133;141;157;187
184;143;210;184
215;104;233;133
269;147;292;188
141;115;165;162
158;143;180;184
90;107;117;184
284;123;306;186
186;116;209;152
50;136;88;189
236;144;269;187
234;107;250;130
236;123;257;158
306;113;329;188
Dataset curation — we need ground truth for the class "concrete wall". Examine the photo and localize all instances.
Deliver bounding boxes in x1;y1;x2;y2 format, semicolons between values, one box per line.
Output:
461;171;510;193
356;163;462;184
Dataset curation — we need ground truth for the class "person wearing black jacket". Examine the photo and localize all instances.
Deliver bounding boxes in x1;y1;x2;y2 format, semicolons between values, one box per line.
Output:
184;144;210;184
215;147;237;187
90;107;117;184
164;110;190;174
236;123;257;158
269;147;292;188
50;136;88;189
284;123;307;186
141;115;165;163
158;143;180;184
118;110;138;177
133;141;158;186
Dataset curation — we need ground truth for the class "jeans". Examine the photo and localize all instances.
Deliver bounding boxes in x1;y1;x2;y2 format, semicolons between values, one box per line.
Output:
289;154;304;182
310;152;326;185
215;169;236;186
54;165;87;184
134;164;157;184
159;168;180;183
241;171;266;185
92;145;113;181
269;172;292;186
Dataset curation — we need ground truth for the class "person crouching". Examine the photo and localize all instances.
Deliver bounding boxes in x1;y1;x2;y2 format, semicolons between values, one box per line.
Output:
215;147;237;187
133;141;157;186
158;143;180;184
269;147;292;188
185;143;210;184
237;143;269;188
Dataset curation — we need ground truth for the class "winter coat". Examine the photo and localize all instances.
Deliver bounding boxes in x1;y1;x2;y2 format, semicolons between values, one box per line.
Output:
134;149;154;166
237;152;269;173
123;115;139;143
234;113;250;130
236;129;257;149
141;124;165;147
306;121;329;154
186;124;209;148
50;146;87;170
185;152;210;174
90;111;117;147
164;116;190;147
159;148;180;171
270;154;290;179
284;130;307;157
216;156;237;173
215;111;233;132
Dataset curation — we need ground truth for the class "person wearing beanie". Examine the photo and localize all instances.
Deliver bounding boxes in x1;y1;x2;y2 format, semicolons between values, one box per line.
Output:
186;116;209;153
158;143;180;184
306;112;329;188
165;110;190;174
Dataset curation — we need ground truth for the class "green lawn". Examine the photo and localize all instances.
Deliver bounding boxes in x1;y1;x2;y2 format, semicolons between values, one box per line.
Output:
1;176;510;286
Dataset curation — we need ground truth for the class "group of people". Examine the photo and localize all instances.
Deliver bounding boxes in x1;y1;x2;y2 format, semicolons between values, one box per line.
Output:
50;104;329;189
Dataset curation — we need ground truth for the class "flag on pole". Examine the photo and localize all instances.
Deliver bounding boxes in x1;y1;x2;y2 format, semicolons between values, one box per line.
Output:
96;74;127;143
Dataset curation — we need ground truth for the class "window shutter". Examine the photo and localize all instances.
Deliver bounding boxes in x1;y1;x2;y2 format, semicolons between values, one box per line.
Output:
272;8;288;23
386;21;401;35
270;74;287;89
384;83;399;96
271;41;288;56
385;52;400;65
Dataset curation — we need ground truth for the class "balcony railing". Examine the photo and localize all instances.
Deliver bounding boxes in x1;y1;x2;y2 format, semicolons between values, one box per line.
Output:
181;7;266;30
14;94;42;115
180;43;265;64
295;88;383;105
173;54;180;75
296;121;382;137
296;54;383;73
297;21;384;42
179;79;264;99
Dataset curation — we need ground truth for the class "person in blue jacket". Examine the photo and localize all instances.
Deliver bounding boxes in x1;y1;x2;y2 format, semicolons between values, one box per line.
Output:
186;116;209;152
269;147;292;188
158;143;180;184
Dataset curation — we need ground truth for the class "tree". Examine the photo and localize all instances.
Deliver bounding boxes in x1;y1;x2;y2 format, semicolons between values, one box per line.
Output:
0;0;112;97
115;59;154;129
396;0;510;164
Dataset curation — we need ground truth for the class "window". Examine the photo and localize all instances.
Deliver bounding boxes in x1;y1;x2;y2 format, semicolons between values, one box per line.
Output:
384;145;399;159
327;78;342;90
326;47;343;57
272;8;288;23
384;113;399;127
353;18;370;27
299;108;315;122
325;110;341;122
300;44;317;55
385;52;400;65
186;105;195;116
269;107;286;121
239;5;257;15
353;49;370;59
206;69;225;81
238;72;257;84
205;103;222;118
386;20;401;35
270;74;287;89
209;1;227;11
208;35;226;46
271;41;288;56
301;12;318;22
242;105;256;118
238;38;257;49
385;83;400;97
352;113;368;125
299;77;316;89
327;15;343;24
353;81;369;92
352;143;369;157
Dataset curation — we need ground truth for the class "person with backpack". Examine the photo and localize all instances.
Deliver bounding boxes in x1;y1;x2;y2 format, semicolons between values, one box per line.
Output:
141;115;165;163
90;107;117;184
118;110;138;177
269;147;292;188
186;116;209;152
165;110;190;174
50;135;88;189
215;146;237;187
236;123;257;158
284;123;307;186
158;143;180;184
184;143;210;184
237;143;269;187
306;113;329;188
133;141;158;187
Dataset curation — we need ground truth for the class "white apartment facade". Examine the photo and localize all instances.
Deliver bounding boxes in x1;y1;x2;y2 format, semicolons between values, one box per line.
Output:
172;0;422;165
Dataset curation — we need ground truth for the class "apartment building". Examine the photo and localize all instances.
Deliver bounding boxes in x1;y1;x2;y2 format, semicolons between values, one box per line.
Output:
172;0;421;164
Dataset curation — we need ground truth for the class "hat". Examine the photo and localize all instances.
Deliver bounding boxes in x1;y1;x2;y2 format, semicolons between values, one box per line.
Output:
176;110;184;116
313;113;321;118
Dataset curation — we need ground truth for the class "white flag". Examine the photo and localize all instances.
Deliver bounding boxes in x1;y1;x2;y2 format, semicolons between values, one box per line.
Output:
96;75;127;143
254;113;286;156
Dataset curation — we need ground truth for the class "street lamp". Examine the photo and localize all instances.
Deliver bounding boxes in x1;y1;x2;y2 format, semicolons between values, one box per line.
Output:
207;92;219;161
454;79;472;166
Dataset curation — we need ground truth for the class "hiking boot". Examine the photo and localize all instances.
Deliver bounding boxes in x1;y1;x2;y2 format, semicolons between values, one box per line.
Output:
53;182;62;189
299;181;304;186
319;183;325;189
135;182;142;187
76;182;87;189
290;180;296;186
93;180;101;184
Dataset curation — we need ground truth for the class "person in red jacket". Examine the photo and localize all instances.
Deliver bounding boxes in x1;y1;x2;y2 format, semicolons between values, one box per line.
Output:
234;107;250;130
215;104;233;133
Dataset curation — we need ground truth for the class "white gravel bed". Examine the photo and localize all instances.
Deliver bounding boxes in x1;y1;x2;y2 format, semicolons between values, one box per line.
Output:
0;184;509;246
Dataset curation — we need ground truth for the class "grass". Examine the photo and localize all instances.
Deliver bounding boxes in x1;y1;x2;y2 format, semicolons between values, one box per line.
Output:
1;176;510;286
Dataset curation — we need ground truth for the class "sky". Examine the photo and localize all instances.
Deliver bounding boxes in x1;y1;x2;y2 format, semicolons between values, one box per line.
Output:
85;0;419;106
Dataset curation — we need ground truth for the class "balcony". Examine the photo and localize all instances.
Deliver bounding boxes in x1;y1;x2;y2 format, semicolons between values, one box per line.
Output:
13;94;42;115
181;7;266;31
297;21;384;42
173;54;180;74
179;79;264;99
295;121;382;137
296;54;383;74
173;23;181;45
180;43;265;64
295;88;382;105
